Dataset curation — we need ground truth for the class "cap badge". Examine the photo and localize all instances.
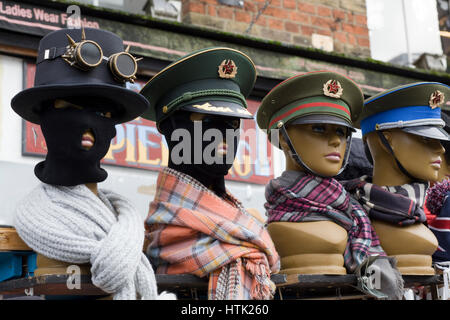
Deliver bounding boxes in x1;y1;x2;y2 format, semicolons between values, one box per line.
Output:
429;90;445;109
218;59;237;79
323;79;343;98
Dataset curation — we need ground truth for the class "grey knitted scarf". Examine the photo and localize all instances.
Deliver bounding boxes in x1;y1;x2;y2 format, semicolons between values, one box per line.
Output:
14;183;175;300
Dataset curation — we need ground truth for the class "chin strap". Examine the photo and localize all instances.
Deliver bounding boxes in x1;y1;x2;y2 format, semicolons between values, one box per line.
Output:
376;131;424;182
280;125;351;178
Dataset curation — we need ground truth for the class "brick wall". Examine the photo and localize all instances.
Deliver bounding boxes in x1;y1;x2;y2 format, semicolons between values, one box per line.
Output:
181;0;371;58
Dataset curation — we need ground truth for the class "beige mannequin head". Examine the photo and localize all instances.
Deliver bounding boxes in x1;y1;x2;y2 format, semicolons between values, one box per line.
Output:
365;129;445;186
279;123;349;177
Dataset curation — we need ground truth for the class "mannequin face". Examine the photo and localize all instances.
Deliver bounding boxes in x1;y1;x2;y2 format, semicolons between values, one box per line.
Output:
189;112;241;159
281;123;349;177
54;99;111;151
385;129;445;182
437;154;450;182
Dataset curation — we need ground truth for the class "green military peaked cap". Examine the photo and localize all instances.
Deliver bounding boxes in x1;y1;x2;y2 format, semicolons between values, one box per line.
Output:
359;82;450;141
257;71;364;146
140;47;256;125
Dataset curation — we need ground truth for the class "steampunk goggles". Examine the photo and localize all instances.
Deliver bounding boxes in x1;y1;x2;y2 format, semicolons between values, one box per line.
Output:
37;28;141;83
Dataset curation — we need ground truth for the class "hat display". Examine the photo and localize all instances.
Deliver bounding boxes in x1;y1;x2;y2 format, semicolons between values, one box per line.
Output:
257;70;364;146
359;82;450;141
11;28;149;124
140;47;256;125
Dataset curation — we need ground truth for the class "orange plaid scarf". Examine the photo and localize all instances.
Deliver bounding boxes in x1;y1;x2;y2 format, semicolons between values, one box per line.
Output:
145;168;280;300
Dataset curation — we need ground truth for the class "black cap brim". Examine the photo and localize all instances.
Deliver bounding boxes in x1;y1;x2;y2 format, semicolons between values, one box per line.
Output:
289;114;356;132
180;100;253;119
11;83;149;124
402;126;450;141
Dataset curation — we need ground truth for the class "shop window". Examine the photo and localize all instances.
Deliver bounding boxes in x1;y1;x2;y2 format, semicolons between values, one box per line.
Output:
76;0;148;15
366;0;444;69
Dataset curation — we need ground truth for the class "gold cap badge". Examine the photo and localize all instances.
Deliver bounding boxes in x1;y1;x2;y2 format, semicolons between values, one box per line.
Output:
323;79;343;98
429;90;445;109
218;59;237;79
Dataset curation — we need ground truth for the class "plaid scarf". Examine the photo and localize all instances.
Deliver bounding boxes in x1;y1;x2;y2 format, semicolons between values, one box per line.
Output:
265;170;385;272
342;176;427;226
145;168;280;300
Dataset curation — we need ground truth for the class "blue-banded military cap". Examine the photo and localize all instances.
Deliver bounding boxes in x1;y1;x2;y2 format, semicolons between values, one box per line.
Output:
359;82;450;141
139;47;256;127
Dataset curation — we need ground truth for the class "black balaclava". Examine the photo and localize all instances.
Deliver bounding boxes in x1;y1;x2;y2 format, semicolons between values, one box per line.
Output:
160;111;240;197
35;104;117;186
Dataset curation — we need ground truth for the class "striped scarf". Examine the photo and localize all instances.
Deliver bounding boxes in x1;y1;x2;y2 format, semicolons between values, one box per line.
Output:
265;170;385;272
145;168;280;300
342;176;427;226
426;180;450;262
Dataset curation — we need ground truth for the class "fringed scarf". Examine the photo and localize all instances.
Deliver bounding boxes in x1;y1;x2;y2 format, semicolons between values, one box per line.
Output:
265;170;385;272
145;168;280;300
342;176;427;226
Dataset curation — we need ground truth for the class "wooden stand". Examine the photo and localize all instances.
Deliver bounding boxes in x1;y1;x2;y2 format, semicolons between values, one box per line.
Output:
0;227;35;282
34;255;90;277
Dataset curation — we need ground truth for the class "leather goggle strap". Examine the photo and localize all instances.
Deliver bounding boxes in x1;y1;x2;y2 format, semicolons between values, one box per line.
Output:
376;130;420;182
280;125;351;177
37;47;68;64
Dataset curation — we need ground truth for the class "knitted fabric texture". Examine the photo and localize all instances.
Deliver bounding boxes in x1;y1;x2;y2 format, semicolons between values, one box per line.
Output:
342;176;427;226
145;168;280;300
426;179;450;215
14;183;172;300
265;170;385;272
426;179;450;262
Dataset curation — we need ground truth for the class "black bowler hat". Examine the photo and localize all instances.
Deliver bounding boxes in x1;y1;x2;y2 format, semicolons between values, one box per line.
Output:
11;28;149;124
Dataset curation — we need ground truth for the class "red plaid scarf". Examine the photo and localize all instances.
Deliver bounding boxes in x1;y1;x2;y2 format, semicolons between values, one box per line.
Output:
145;168;280;300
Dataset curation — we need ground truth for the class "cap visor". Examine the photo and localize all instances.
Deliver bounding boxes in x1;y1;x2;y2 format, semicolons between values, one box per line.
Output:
180;100;253;119
290;114;356;131
402;126;450;141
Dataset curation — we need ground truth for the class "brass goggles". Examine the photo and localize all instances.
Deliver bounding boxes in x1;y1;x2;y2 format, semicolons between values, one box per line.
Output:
38;29;141;83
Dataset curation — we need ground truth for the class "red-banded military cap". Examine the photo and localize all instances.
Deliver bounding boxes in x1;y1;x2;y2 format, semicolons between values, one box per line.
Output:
256;71;364;146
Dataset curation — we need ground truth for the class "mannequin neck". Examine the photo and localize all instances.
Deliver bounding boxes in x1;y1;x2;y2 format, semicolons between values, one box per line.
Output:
285;153;305;173
168;161;227;197
370;146;413;186
85;183;98;196
372;161;413;186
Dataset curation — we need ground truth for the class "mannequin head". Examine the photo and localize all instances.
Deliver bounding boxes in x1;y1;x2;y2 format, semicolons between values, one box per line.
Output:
257;71;364;178
10;28;149;191
280;123;349;176
139;47;256;195
365;129;445;186
436;111;450;182
159;110;241;175
360;82;450;186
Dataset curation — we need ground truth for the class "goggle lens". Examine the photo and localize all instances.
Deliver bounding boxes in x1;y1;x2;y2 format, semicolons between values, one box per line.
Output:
115;53;136;77
78;41;102;67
